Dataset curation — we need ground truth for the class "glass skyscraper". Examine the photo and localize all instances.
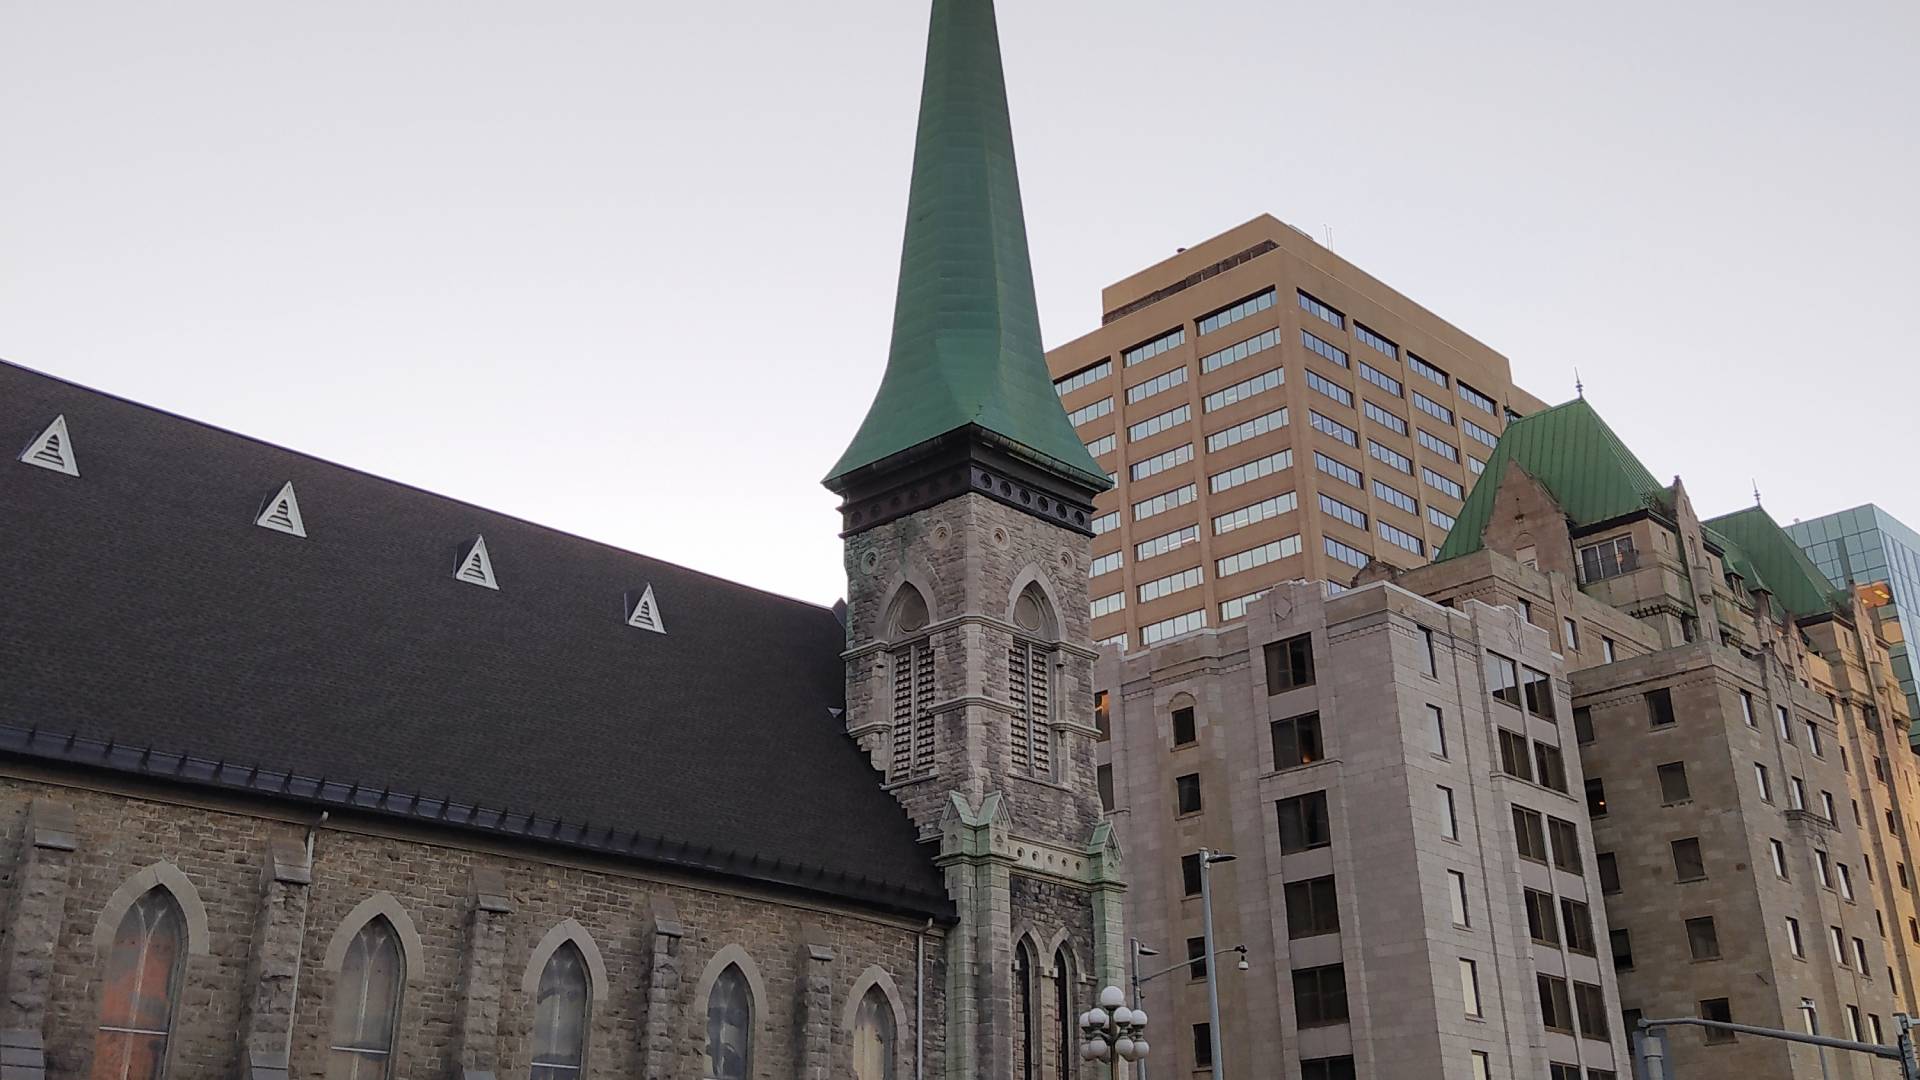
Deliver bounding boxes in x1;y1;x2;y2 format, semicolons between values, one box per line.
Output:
1787;504;1920;742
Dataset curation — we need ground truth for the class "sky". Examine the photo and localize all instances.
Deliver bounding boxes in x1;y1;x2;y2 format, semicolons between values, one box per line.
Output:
3;0;1915;608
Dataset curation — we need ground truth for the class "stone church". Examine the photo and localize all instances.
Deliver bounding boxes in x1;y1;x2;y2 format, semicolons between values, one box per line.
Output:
0;1;1122;1077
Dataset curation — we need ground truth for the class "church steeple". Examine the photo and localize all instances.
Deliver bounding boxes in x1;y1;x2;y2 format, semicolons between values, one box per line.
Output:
826;0;1108;534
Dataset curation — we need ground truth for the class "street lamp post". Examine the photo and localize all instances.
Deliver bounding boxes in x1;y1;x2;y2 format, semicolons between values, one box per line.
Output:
1080;985;1148;1078
1198;848;1236;1080
1129;943;1247;1080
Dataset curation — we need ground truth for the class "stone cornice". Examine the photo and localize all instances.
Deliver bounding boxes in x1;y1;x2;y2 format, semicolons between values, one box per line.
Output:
844;613;1098;662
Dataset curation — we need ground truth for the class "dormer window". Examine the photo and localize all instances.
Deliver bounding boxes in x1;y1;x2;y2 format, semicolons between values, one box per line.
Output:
1577;536;1636;584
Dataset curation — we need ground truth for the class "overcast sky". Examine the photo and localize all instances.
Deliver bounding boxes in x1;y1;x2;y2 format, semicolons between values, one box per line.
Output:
4;1;1914;607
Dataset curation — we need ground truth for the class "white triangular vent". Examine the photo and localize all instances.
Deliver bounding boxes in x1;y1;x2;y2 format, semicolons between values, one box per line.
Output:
627;584;665;634
255;482;307;537
18;415;79;477
455;536;499;590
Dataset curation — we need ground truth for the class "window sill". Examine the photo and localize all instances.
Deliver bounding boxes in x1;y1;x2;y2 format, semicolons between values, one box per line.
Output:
1675;875;1709;885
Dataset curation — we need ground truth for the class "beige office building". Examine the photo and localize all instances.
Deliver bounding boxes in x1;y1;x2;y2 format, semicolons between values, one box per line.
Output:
1096;578;1628;1080
1046;216;1549;652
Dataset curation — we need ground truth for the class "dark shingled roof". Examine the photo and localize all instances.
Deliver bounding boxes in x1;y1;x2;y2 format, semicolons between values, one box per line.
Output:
0;360;950;920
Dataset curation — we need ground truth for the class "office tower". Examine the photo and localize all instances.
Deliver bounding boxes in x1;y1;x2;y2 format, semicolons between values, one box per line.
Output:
1788;505;1920;747
1046;216;1548;652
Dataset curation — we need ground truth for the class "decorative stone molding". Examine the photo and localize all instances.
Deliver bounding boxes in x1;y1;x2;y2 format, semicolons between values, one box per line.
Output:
796;940;835;1080
839;964;911;1080
687;942;770;1055
520;918;610;1003
237;839;312;1080
453;868;514;1079
91;860;211;958
0;799;79;1078
638;896;684;1078
322;892;426;981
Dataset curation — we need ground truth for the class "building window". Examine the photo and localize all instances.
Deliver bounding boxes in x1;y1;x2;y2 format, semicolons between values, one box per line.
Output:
1266;633;1316;692
1138;565;1204;604
1535;743;1569;793
1096;765;1114;813
1658;761;1691;804
1285;875;1341;939
1171;704;1197;746
1302;329;1351;369
1576;536;1635;582
1602;636;1617;662
1200;327;1281;373
1354;323;1398;359
1574;982;1609;1042
1815;848;1831;887
1008;603;1056;779
1573;707;1594;744
1277;791;1332;853
1066;397;1114;428
1672;837;1706;881
94;887;186;1080
852;985;896;1080
1379;520;1425;556
1486;654;1521;709
1778;705;1794;742
1271;712;1324;769
1611;928;1633;970
1448;870;1470;927
1319;493;1368;531
1129;443;1194;482
1206;407;1288;452
1203;368;1284;413
1091;511;1120;535
1186;937;1209;980
1122;327;1185;367
1428;505;1457;531
1084;433;1115;458
1831;925;1848;967
1428;705;1447;757
1523;668;1557;720
1207;448;1290;494
1089;551;1123;578
531;943;590;1079
1214;493;1298;538
1460;959;1483;1017
1790;777;1806;811
1412;390;1454;426
1421;629;1439;677
1596;852;1620;894
1685;916;1721;961
1586;777;1607;818
1309;410;1359;447
1141;609;1206;646
1298;290;1344;329
1416;428;1459;462
1128;404;1190;444
1646;688;1676;727
1738;691;1756;726
1191;1023;1212;1069
1548;817;1580;872
1854;937;1870;974
1302;1057;1356;1080
1181;854;1202;897
1306;369;1353;408
1471;1052;1491;1080
1538;974;1574;1033
1373;478;1417;515
332;916;405;1080
1409;353;1449;387
1458;381;1497;414
1839;862;1855;901
1822;791;1838;824
1370;440;1413;474
1054;358;1111;397
1197;289;1275;336
1126;365;1189;405
1439;786;1459;841
1513;807;1548;863
1094;690;1111;741
1754;763;1774;802
1421;467;1463;500
1524;888;1560;945
1770;839;1789;879
1360;361;1403;398
1497;729;1532;780
1293;964;1349;1028
1786;917;1805;957
1175;774;1203;815
1217;536;1303;578
1463;418;1500;449
1700;998;1733;1043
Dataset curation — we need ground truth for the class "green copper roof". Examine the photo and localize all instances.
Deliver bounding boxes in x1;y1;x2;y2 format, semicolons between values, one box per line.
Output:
1434;398;1670;561
825;0;1107;491
1704;506;1847;619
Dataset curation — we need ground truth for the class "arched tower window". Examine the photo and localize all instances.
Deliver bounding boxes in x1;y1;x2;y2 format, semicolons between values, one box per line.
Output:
1015;942;1037;1080
886;583;937;781
1054;947;1074;1080
330;916;404;1079
530;941;589;1079
1009;582;1057;777
92;886;184;1080
851;985;897;1080
705;964;753;1080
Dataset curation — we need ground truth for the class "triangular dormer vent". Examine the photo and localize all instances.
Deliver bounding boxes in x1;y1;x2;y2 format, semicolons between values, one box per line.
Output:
18;416;79;477
455;536;498;590
255;482;307;537
626;584;665;634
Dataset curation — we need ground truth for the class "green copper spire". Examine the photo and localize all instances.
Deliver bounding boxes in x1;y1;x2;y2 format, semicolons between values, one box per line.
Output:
826;0;1107;492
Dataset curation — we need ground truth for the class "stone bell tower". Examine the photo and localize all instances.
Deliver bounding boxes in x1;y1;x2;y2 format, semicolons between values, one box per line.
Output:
824;2;1126;1076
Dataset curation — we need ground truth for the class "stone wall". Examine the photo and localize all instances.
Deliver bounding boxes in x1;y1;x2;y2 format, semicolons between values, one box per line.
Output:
0;772;945;1080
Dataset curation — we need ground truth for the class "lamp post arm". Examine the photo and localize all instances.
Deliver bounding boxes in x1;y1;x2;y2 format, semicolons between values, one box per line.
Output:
1133;946;1248;988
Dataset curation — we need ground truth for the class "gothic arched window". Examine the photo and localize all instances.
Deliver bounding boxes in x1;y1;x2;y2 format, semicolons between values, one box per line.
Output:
530;942;590;1079
851;985;897;1080
329;916;404;1079
1054;948;1074;1080
1015;943;1037;1080
92;886;184;1080
888;584;937;782
705;964;752;1080
1009;582;1057;777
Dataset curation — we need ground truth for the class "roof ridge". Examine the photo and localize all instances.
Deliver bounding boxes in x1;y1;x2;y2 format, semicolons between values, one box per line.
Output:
0;356;841;616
